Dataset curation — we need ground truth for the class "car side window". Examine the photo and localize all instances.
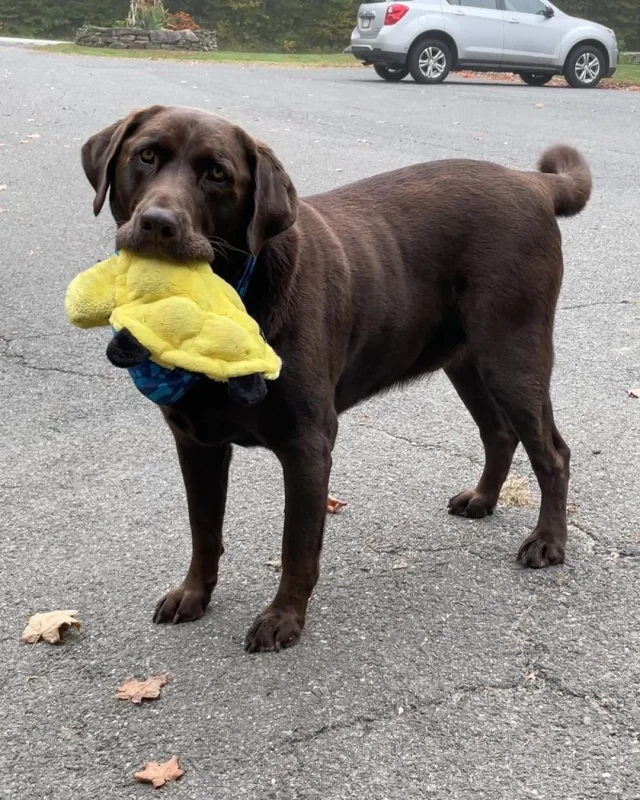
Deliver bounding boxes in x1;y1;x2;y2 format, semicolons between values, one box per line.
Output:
504;0;548;13
459;0;498;9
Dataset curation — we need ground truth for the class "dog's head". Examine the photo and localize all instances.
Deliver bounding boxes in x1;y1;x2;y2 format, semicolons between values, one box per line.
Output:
82;105;298;261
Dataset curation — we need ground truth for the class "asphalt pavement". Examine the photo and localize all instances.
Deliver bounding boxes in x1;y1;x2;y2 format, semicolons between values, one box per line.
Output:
0;43;639;800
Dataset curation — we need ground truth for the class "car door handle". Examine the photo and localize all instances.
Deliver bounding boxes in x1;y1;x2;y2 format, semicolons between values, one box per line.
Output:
453;9;465;14
507;17;520;23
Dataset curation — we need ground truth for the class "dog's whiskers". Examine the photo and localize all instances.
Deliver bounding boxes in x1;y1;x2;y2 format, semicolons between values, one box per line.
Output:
209;236;251;258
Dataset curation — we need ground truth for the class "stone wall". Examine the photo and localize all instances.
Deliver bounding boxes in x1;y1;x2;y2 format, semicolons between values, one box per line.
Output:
76;25;217;52
622;52;640;65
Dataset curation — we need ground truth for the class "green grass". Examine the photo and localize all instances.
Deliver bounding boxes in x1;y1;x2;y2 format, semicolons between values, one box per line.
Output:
39;43;640;85
40;43;357;68
605;62;640;85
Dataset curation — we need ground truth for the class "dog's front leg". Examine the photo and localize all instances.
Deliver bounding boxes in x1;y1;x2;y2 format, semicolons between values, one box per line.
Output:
245;429;333;653
154;439;231;624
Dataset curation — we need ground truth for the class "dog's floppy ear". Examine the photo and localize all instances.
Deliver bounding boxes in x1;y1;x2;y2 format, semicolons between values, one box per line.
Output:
81;105;164;217
247;142;298;257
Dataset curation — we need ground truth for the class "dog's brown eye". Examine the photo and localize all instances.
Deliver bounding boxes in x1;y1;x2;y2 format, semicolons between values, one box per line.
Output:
139;148;155;164
205;165;226;183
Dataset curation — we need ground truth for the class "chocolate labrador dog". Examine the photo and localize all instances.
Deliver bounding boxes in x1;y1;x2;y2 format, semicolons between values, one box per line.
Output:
81;105;591;652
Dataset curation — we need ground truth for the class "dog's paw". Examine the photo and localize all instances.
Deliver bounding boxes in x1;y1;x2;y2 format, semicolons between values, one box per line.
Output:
448;489;495;519
518;529;566;568
244;605;303;653
153;586;211;624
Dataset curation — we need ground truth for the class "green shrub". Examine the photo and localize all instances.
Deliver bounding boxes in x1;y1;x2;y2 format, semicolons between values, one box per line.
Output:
0;0;130;38
138;5;167;29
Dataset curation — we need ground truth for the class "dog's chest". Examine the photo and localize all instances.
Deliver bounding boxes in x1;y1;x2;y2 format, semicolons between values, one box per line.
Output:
163;385;265;449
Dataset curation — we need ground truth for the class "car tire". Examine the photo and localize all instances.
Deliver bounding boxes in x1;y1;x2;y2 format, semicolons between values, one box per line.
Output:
519;72;553;86
408;39;451;85
373;64;410;82
564;45;605;88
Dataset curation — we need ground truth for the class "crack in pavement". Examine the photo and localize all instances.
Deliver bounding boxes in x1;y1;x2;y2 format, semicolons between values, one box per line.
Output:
366;542;477;556
0;330;113;381
567;520;639;562
352;423;482;465
0;347;115;382
289;709;402;745
569;518;602;547
0;330;72;344
559;299;636;312
285;674;636;748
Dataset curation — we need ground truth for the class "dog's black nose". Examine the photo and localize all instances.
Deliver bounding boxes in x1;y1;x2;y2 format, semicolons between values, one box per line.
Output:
138;207;177;241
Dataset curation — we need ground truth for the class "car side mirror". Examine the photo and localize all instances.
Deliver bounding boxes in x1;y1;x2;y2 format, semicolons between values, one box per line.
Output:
542;5;555;17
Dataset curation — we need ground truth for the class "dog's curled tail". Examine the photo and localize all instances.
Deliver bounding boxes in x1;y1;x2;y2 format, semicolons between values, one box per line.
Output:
538;144;592;218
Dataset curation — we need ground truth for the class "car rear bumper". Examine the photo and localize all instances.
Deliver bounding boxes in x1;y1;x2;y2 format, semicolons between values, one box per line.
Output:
351;45;407;67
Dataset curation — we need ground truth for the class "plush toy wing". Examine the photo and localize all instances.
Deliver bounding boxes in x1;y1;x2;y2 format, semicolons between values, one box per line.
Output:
111;295;281;382
65;254;123;329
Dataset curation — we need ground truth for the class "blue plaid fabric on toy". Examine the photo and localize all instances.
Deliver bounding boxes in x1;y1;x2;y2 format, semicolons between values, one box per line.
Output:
127;359;201;406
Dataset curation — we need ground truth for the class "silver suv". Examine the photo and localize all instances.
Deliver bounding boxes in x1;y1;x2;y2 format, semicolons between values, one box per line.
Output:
350;0;618;88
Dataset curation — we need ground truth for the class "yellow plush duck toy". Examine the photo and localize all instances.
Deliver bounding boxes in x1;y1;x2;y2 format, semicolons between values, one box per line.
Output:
65;250;281;406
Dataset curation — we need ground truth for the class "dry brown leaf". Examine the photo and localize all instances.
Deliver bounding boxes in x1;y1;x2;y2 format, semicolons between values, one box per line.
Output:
0;184;6;191
326;495;348;514
499;476;535;509
265;559;282;571
116;674;169;704
21;610;81;644
134;756;185;788
626;388;640;399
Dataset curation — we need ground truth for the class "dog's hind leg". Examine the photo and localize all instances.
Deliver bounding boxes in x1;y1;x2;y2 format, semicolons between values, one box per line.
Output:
473;331;569;568
446;358;519;518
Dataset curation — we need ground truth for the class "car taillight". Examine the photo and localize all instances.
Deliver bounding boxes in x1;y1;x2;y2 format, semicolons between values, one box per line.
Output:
384;4;409;25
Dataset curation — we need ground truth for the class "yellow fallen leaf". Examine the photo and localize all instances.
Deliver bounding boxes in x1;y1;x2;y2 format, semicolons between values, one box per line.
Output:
21;610;81;644
134;756;185;788
116;674;169;704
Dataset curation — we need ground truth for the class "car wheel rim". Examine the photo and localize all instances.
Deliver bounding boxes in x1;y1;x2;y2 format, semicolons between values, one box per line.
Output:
575;52;600;83
418;47;446;79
